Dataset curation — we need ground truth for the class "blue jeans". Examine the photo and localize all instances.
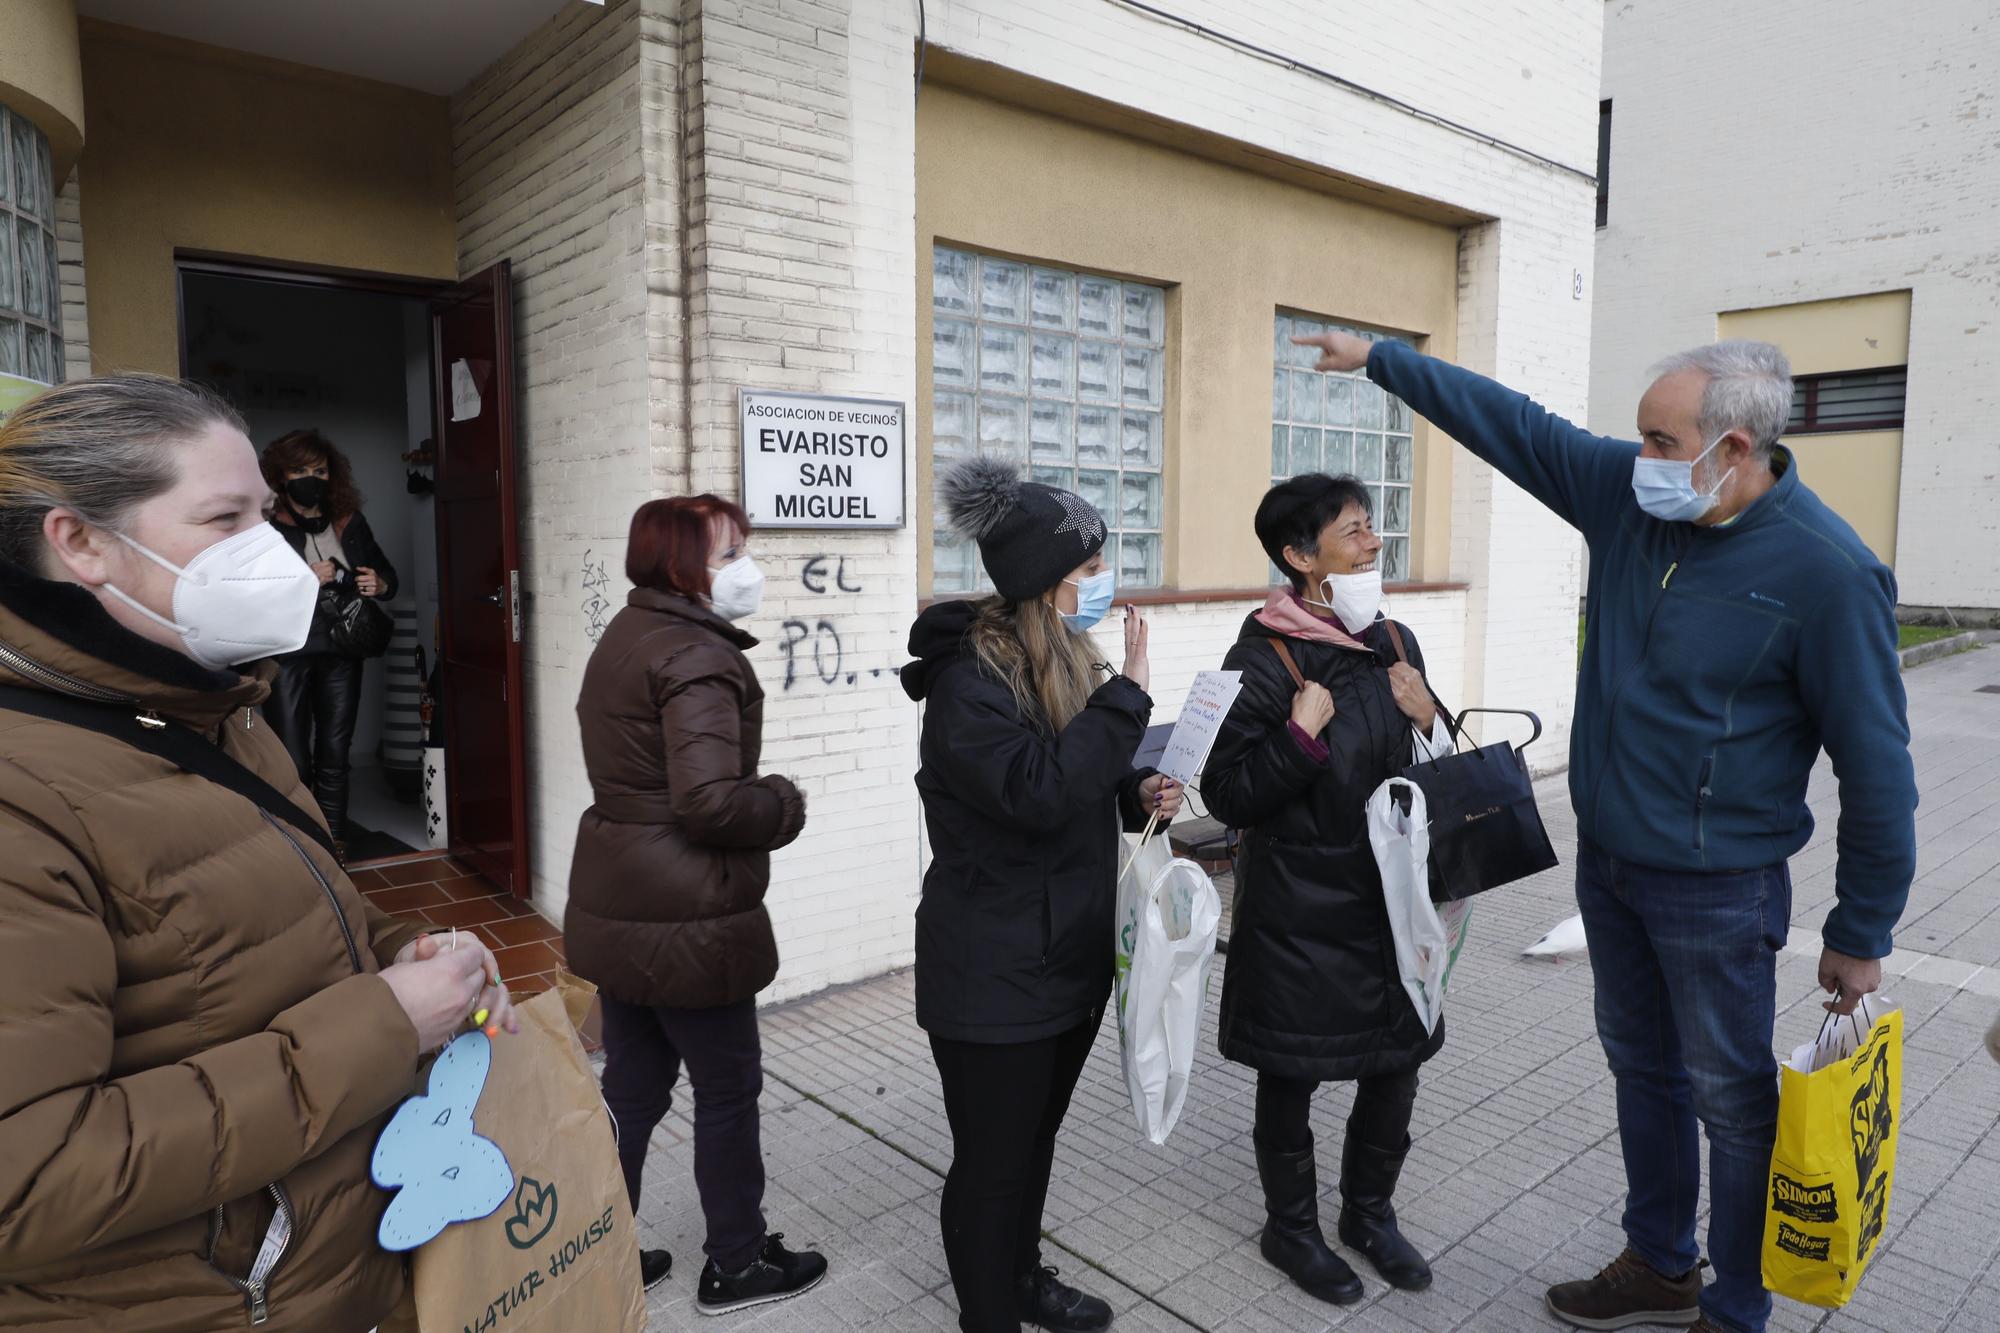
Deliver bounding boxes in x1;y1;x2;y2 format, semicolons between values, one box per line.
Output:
1576;840;1790;1333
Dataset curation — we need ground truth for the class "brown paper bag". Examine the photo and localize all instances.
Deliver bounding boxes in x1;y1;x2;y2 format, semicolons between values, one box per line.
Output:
409;979;647;1333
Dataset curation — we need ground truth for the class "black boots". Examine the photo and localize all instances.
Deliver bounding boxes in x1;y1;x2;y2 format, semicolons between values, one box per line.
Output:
1254;1138;1364;1306
1337;1134;1433;1292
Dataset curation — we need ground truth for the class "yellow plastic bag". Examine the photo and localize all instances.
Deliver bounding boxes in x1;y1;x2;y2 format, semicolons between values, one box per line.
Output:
1761;997;1900;1308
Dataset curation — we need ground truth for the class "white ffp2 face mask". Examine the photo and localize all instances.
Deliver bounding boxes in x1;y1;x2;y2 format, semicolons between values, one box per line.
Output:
707;555;765;622
101;523;320;669
1307;568;1384;635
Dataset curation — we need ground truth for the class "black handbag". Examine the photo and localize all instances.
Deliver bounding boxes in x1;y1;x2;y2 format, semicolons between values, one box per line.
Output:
1382;623;1558;902
322;580;393;659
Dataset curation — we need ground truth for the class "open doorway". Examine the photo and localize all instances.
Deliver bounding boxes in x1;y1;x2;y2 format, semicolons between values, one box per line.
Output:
178;255;531;895
180;266;441;862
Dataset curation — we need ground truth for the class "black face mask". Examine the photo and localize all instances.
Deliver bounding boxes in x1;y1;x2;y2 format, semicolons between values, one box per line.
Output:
285;476;330;510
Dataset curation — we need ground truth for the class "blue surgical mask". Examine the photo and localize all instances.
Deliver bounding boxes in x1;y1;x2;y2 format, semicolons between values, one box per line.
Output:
1061;569;1116;631
1632;433;1736;523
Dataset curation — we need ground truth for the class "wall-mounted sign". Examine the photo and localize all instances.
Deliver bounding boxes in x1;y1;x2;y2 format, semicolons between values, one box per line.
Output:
739;389;905;529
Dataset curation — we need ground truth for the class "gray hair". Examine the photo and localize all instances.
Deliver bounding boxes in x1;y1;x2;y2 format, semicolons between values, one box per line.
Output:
1649;340;1794;456
0;374;246;571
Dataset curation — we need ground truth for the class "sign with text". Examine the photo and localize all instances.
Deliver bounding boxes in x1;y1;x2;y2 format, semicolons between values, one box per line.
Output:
740;389;906;529
1157;670;1244;788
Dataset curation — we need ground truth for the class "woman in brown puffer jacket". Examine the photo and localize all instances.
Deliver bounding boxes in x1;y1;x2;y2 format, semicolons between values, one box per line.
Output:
565;494;827;1317
0;375;516;1332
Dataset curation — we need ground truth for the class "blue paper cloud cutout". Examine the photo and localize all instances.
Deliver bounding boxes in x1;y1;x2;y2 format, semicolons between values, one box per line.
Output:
371;1030;514;1251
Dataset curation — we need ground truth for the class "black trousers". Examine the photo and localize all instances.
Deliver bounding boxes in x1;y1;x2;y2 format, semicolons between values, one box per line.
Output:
598;994;768;1272
930;1011;1101;1333
1254;1064;1421;1155
265;653;361;842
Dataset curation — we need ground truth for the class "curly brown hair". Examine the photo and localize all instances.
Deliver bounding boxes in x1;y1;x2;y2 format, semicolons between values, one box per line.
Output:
261;429;363;520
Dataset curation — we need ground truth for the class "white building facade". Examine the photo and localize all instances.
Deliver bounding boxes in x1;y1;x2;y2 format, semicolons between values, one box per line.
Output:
1592;0;2000;618
31;0;1602;1003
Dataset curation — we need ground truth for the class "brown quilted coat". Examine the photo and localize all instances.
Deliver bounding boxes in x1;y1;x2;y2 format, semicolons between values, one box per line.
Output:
0;565;427;1331
565;589;806;1009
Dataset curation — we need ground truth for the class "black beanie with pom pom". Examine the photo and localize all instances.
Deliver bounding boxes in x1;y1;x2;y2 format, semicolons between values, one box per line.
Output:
937;457;1108;601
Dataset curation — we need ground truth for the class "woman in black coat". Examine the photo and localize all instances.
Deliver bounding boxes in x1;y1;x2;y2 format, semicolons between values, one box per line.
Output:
903;459;1181;1333
1205;473;1455;1306
260;429;397;862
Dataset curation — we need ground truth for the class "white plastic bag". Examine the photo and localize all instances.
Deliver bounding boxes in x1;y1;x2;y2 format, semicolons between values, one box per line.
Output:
1113;832;1221;1145
1367;777;1472;1035
1785;994;1901;1075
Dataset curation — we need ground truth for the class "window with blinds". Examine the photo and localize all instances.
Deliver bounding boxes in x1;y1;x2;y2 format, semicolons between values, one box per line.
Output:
1787;367;1907;434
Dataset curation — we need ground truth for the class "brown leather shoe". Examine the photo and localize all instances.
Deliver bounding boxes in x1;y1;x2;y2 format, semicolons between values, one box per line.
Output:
1545;1248;1704;1329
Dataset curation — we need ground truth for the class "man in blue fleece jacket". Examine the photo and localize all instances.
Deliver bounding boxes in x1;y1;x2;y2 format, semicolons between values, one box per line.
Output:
1295;329;1917;1333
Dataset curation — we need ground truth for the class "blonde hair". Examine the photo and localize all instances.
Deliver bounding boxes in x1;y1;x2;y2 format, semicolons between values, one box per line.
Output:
967;595;1104;733
0;374;245;570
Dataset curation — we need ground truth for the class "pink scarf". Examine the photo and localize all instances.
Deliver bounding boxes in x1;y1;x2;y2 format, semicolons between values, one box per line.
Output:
1252;589;1372;652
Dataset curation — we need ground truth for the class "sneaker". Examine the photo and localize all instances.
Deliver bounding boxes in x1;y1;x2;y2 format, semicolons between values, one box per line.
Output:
1545;1249;1705;1330
641;1248;673;1292
1015;1264;1113;1332
697;1233;827;1316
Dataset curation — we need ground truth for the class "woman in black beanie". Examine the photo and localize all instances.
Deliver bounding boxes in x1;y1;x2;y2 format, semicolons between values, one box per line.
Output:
902;459;1182;1333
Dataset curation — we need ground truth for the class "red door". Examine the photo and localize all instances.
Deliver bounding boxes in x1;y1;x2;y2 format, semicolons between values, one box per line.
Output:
431;262;530;898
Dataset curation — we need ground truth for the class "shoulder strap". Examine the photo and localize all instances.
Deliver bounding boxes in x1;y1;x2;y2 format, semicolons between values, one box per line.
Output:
1266;638;1307;690
0;686;338;860
1374;623;1461;740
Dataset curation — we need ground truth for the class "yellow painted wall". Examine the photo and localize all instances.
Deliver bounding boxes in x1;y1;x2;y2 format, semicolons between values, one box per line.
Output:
1719;291;1909;567
0;0;85;178
915;83;1460;594
1719;290;1910;375
76;22;458;376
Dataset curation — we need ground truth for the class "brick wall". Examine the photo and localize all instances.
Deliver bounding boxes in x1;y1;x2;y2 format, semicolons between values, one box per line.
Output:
451;0;657;916
451;0;1596;994
56;174;88;379
669;0;925;1002
1593;0;2000;609
669;0;1590;999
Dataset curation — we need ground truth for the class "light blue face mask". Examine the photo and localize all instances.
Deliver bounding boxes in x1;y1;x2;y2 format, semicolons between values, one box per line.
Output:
1631;432;1736;523
1061;569;1116;631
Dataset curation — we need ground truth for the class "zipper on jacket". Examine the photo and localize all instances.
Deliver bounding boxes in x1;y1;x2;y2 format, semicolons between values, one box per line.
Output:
1694;754;1715;853
0;639;138;705
1587;530;1693;831
206;1182;295;1326
265;810;363;975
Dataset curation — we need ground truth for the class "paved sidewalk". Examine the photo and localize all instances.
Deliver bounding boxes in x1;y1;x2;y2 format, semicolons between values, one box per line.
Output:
633;644;2000;1332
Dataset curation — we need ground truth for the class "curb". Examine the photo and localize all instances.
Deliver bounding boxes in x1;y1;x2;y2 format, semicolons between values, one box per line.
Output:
1899;632;1980;670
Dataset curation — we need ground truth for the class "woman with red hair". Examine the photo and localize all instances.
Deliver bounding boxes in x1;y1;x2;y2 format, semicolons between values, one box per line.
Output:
565;494;828;1315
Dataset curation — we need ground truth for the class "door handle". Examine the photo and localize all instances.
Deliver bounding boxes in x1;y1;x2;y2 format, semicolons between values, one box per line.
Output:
484;588;503;606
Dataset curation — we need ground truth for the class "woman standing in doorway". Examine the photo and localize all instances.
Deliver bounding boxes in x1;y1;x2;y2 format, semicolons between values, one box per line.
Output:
565;494;828;1316
262;429;397;863
1204;473;1454;1307
902;459;1182;1332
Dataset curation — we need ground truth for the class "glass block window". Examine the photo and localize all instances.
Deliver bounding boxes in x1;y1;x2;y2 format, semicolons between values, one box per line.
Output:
932;246;1166;593
0;106;61;387
1270;312;1416;582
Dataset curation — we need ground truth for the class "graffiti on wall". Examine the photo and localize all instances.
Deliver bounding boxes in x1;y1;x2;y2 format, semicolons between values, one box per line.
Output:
778;555;900;691
581;551;613;645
